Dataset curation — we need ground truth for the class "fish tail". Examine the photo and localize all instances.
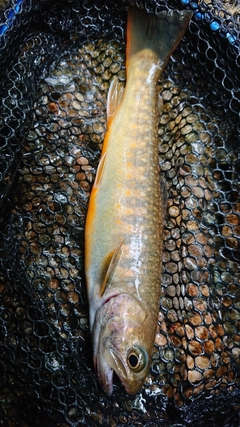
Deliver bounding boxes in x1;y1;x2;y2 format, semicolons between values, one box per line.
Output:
126;6;192;72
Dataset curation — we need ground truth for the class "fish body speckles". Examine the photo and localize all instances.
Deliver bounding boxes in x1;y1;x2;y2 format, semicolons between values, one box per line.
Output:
85;6;192;395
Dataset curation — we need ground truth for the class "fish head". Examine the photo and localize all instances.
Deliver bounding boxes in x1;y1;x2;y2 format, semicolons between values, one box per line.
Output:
92;293;156;395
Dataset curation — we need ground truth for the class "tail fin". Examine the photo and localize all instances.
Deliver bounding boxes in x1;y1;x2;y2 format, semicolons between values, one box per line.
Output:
126;6;192;70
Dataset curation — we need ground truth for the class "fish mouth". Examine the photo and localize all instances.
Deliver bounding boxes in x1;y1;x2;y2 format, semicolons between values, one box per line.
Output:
95;356;114;396
92;293;121;395
107;348;147;395
95;347;127;396
96;347;143;395
109;347;128;381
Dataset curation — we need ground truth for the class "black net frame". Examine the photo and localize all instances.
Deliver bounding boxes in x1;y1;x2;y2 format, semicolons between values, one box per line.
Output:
0;0;239;425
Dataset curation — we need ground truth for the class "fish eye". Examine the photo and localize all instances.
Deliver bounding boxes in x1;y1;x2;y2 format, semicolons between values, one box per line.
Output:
127;347;147;372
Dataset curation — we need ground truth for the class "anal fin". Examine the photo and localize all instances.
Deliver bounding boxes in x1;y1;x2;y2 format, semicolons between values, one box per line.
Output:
93;152;106;189
107;77;124;123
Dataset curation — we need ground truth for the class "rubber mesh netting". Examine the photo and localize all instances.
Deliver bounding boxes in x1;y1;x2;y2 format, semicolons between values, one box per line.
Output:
0;0;239;425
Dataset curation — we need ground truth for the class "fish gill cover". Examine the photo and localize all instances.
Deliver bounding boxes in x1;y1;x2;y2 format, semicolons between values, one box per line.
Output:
0;0;239;426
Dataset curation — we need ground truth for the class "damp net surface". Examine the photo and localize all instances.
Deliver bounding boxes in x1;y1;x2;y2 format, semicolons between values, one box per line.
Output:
0;0;239;426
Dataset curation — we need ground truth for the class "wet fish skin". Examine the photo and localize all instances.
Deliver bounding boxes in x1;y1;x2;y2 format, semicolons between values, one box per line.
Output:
85;6;192;395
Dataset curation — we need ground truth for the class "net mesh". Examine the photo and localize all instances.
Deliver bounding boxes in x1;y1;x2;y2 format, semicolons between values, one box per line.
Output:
0;0;239;425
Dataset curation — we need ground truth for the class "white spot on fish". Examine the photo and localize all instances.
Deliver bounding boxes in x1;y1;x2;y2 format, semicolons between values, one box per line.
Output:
146;61;163;85
129;233;143;299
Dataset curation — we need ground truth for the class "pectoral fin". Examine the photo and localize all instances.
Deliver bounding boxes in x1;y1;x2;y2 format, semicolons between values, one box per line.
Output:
100;241;124;296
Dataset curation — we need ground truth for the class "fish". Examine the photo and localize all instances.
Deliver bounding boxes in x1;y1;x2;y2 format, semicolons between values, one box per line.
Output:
84;6;192;395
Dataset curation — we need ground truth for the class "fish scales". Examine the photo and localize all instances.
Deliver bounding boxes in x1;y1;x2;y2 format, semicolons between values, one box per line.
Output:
100;65;161;283
85;6;192;395
86;57;162;314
